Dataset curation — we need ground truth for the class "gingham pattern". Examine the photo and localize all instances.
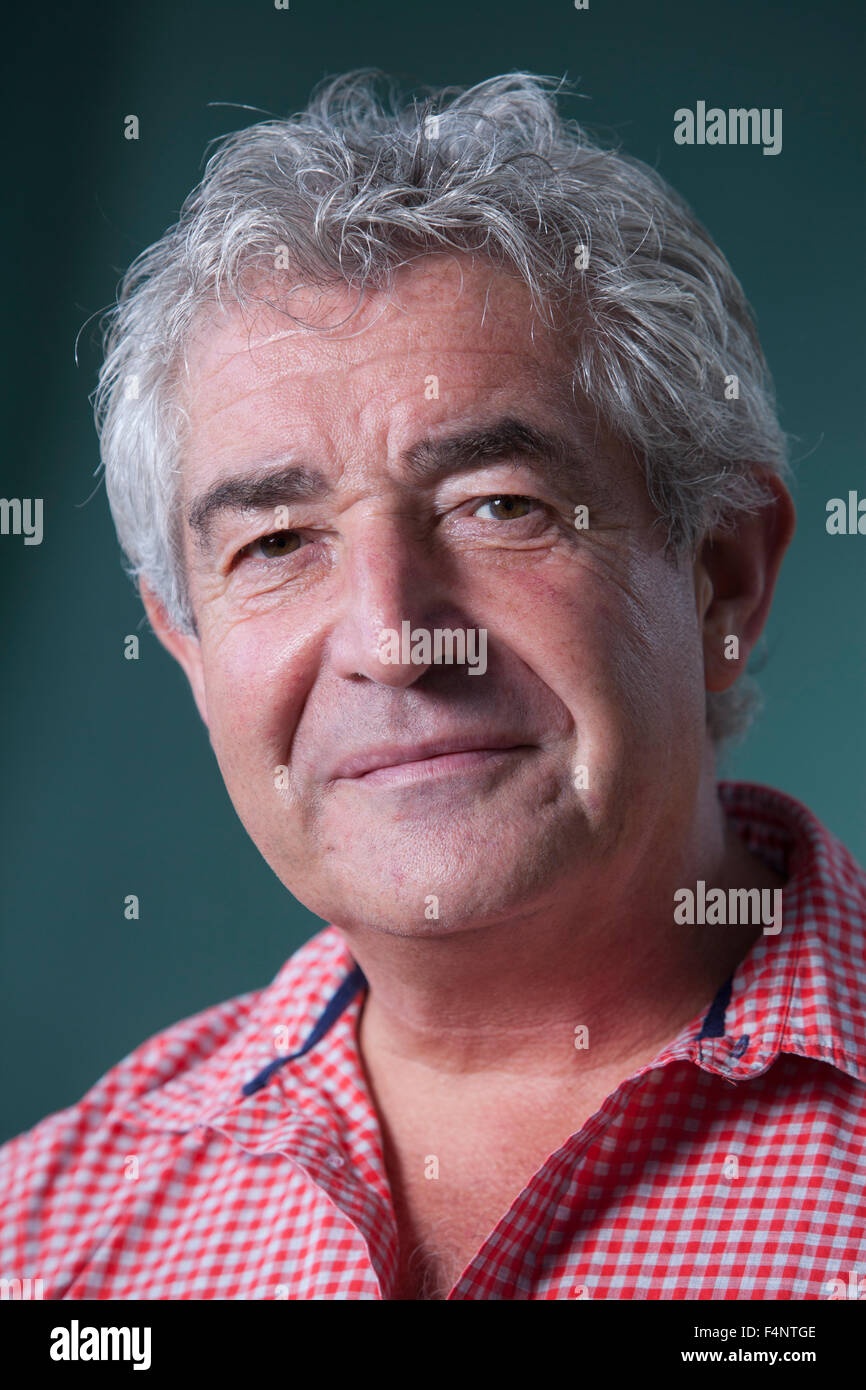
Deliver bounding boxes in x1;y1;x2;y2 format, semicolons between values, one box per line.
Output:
2;782;864;1300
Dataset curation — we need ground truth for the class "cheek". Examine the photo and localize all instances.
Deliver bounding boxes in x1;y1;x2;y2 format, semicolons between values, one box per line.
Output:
198;617;314;785
594;564;706;747
499;555;702;737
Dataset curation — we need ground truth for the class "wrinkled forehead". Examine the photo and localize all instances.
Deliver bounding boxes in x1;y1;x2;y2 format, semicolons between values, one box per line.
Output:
179;254;579;412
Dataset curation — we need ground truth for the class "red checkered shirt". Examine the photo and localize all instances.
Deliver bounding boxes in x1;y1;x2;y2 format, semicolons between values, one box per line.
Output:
2;781;865;1300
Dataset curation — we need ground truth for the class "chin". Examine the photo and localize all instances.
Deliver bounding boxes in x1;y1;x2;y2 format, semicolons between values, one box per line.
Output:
305;844;566;938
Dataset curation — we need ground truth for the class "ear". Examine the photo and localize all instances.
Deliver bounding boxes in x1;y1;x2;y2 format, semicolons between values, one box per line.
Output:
139;580;209;728
694;471;796;694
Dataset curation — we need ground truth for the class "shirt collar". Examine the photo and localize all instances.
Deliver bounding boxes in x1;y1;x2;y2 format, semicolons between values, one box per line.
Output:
125;779;866;1134
660;781;866;1085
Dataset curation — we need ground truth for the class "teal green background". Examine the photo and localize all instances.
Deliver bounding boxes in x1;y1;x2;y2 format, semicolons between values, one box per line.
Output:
1;0;863;1143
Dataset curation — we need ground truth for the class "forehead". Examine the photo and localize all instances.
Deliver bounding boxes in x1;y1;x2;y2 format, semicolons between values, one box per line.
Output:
180;256;581;450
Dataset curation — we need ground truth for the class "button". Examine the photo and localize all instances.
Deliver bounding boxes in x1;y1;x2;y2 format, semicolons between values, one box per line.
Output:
327;1151;345;1169
730;1035;750;1058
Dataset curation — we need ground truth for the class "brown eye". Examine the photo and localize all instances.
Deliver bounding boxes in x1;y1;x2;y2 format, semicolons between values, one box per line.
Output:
475;495;535;520
253;531;302;559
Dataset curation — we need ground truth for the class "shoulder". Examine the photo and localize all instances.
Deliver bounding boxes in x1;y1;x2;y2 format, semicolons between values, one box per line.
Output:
0;925;347;1290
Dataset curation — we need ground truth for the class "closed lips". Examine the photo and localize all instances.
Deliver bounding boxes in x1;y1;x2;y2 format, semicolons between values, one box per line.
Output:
331;738;531;780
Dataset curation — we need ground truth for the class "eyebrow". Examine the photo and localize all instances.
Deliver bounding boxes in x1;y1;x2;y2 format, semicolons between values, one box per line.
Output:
402;417;593;492
186;415;599;549
188;463;327;547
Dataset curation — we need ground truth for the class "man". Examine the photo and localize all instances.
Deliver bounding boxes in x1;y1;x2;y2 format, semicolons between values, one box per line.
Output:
2;71;864;1301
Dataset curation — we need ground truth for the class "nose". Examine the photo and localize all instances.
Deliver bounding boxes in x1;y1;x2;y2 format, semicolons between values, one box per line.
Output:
328;512;456;687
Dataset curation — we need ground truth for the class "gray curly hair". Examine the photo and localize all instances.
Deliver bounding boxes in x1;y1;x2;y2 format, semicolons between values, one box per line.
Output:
94;69;790;745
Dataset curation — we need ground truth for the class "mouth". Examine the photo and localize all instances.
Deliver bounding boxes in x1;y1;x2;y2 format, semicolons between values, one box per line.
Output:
331;738;534;787
354;745;531;787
